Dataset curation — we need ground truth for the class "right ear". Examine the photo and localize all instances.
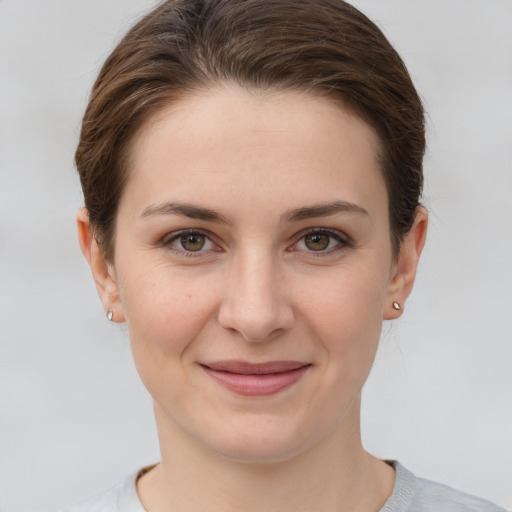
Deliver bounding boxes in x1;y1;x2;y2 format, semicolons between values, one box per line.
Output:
76;208;125;322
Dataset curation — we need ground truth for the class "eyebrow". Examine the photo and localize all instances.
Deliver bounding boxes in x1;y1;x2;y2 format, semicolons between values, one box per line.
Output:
140;202;231;224
140;200;368;224
283;201;369;221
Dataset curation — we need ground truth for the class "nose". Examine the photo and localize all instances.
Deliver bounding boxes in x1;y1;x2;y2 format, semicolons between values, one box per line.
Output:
217;251;294;342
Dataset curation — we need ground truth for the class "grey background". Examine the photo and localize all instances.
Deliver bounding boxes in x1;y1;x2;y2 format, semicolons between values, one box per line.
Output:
0;1;511;510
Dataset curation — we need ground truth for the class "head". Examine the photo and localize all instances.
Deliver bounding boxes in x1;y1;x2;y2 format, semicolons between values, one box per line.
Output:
76;0;425;262
76;0;427;463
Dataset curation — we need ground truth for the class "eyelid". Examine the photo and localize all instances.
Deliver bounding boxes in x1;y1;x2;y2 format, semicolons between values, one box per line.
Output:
159;227;351;256
161;228;208;244
160;228;220;255
289;227;352;253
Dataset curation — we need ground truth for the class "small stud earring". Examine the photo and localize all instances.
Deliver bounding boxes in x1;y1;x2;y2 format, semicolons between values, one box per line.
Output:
107;309;114;321
392;302;401;311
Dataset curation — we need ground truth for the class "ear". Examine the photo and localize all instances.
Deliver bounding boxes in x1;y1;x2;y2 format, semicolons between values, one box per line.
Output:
77;208;125;323
384;207;428;320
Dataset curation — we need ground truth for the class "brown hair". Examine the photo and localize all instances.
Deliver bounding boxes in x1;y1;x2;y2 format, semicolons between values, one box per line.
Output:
76;0;425;260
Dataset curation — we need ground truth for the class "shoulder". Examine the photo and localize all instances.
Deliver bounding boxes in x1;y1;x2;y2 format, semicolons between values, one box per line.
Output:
60;470;145;512
413;476;508;512
383;461;508;512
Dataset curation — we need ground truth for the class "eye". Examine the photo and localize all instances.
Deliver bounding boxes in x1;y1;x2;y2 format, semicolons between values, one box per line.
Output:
163;230;217;254
179;232;207;251
304;233;331;251
293;229;349;254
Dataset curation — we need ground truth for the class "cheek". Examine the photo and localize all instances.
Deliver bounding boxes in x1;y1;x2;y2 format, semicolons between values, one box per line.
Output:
301;260;388;336
117;270;222;413
299;262;389;377
117;266;219;360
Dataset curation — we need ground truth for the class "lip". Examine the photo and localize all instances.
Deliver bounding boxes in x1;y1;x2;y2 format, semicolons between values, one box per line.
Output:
200;360;311;396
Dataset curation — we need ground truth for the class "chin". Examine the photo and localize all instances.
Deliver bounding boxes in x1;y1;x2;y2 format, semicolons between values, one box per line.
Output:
198;415;318;465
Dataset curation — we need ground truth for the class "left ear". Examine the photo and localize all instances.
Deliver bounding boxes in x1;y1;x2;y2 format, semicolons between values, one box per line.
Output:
384;207;428;320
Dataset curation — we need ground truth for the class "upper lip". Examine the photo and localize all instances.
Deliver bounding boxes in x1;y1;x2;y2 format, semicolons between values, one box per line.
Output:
201;360;310;375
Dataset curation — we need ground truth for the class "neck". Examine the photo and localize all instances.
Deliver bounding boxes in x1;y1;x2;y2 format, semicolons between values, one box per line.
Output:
138;399;395;512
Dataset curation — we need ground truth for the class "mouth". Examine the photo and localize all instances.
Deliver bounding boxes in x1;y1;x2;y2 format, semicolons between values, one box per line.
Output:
200;360;311;396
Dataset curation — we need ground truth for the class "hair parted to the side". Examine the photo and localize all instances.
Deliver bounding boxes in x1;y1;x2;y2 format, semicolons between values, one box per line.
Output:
75;0;425;261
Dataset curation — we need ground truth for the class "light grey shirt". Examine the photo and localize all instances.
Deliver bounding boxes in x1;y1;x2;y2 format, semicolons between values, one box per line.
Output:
62;461;507;512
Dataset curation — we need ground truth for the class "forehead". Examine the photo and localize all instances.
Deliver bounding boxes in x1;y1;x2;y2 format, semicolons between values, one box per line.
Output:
122;85;386;218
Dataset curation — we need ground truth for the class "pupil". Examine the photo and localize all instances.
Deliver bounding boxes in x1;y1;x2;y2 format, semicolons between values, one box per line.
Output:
305;233;329;251
181;234;205;251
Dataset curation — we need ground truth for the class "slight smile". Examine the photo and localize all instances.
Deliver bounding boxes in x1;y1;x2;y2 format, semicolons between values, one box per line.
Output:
200;361;312;397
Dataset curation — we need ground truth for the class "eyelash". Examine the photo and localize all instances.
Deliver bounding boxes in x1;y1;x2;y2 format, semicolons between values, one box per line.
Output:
161;228;351;257
290;228;351;256
161;229;218;257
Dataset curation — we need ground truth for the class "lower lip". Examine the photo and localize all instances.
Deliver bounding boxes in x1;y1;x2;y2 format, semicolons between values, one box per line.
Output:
201;365;310;396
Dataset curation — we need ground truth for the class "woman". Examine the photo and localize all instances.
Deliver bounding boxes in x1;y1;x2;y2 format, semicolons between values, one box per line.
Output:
65;0;506;510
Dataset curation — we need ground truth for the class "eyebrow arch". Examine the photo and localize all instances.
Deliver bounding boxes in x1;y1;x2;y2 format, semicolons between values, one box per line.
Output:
284;201;369;222
140;200;368;224
140;202;231;224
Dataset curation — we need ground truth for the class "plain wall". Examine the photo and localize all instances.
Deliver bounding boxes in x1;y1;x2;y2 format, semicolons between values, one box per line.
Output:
0;1;510;510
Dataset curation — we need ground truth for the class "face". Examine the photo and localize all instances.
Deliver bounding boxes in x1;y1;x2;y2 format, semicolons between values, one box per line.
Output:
93;86;419;463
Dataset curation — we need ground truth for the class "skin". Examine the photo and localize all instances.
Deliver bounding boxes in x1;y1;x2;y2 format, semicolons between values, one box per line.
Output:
78;85;427;512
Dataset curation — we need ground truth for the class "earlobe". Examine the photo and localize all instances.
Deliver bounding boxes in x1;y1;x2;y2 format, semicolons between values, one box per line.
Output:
384;207;428;320
76;208;125;322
